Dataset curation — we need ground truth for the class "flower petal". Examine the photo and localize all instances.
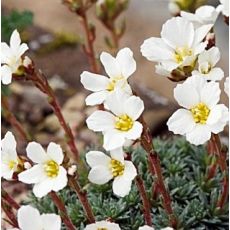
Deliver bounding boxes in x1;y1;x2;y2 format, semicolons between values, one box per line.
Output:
125;96;144;120
200;81;220;108
85;91;108;106
112;176;132;197
32;178;54;198
110;148;124;163
100;52;121;78
41;214;61;230
88;166;113;185
86;151;111;168
140;37;174;62
193;24;212;46
80;71;109;92
1;43;12;63
186;124;211;145
18;165;46;184
26;142;49;163
50;166;68;192
116;47;136;78
123;161;137;180
17;205;43;230
86;111;115;132
10;30;21;49
1;131;17;155
167;109;196;135
161;17;194;49
1;65;13;85
124;121;143;140
103;129;125;151
47;142;64;165
17;43;29;57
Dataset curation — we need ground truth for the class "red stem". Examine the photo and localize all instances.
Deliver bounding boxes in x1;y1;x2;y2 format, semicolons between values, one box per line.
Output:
2;96;29;141
2;200;19;228
140;116;177;228
135;175;153;226
49;192;76;230
79;12;99;73
2;187;20;210
68;176;95;223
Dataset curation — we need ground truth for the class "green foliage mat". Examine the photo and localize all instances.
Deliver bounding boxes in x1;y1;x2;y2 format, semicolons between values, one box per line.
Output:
29;137;228;230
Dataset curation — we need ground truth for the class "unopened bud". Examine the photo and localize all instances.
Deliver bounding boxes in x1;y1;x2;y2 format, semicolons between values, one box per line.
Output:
68;165;77;175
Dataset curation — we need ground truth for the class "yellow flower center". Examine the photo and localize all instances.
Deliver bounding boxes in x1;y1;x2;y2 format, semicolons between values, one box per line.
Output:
44;160;59;178
174;46;193;64
106;76;124;91
115;114;133;131
8;160;17;170
110;159;125;177
190;103;210;124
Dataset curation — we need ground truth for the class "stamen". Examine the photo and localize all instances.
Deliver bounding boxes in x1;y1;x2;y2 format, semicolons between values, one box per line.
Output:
44;160;59;178
115;114;134;131
110;159;125;177
190;103;210;124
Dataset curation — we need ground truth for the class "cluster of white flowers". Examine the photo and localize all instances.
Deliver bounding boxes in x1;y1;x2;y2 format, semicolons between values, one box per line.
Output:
1;132;68;198
1;30;31;85
81;47;142;197
141;5;229;146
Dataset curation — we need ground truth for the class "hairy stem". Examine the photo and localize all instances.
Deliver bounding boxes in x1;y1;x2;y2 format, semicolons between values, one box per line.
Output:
79;12;99;73
140;116;177;228
49;192;76;230
2;96;30;141
135;175;153;226
2;187;20;210
2;200;18;228
68;176;95;223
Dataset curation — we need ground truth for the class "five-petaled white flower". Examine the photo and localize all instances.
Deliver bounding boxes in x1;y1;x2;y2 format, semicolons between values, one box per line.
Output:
181;5;220;28
18;142;68;198
139;226;173;230
224;77;229;96
140;17;212;77
10;205;61;230
1;131;19;180
80;47;135;106
217;0;229;17
167;76;229;145
1;29;29;85
86;148;137;197
192;47;224;81
86;90;144;150
84;220;121;230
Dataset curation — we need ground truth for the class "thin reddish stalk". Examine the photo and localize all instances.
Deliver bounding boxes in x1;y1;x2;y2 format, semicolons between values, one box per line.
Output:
135;175;152;226
2;187;20;210
79;12;99;73
49;192;76;230
68;176;95;223
2;96;29;141
2;200;19;228
140;116;177;228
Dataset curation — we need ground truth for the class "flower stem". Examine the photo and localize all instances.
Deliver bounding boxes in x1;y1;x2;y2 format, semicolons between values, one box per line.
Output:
2;96;30;141
20;70;80;162
49;192;76;230
2;187;20;210
2;200;19;228
68;176;95;223
135;175;153;226
140;116;177;228
79;11;100;73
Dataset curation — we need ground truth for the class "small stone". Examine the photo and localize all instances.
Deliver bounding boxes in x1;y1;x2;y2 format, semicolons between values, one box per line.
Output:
63;93;86;111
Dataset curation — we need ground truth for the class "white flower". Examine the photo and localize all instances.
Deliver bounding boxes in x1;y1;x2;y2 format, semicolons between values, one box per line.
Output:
84;220;121;230
224;77;229;96
192;47;224;81
86;148;137;197
86;90;144;150
12;205;61;230
141;17;213;77
181;5;220;28
80;47;135;106
1;131;19;180
1;29;28;85
18;142;68;198
67;164;77;176
217;0;229;17
167;76;229;145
